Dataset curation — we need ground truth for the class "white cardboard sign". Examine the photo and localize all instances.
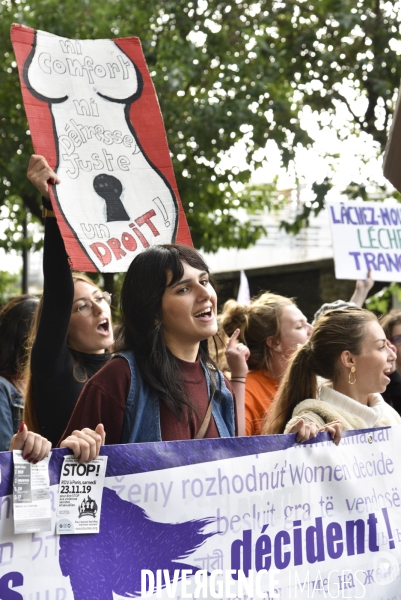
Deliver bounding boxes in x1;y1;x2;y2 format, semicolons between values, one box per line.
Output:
12;26;192;272
328;200;401;281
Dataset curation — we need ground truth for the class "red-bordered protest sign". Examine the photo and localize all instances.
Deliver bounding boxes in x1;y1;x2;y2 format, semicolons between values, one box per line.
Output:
11;25;192;272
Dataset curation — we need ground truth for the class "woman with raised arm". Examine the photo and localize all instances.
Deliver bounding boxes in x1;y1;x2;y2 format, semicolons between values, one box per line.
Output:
61;244;249;444
263;308;401;441
220;293;313;435
24;155;114;447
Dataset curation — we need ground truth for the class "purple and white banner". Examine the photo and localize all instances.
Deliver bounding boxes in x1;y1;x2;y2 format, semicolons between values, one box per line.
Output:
0;427;401;599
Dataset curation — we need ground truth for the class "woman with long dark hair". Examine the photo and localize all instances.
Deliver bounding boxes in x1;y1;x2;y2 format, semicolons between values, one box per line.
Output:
0;295;39;450
24;155;114;447
62;244;249;443
263;308;401;440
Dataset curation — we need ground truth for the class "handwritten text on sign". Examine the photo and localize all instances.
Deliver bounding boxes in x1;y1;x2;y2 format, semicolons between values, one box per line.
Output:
11;26;192;273
328;200;401;281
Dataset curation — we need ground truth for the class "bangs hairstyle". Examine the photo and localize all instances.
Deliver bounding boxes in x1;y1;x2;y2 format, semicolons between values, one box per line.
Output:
71;271;101;290
118;244;218;420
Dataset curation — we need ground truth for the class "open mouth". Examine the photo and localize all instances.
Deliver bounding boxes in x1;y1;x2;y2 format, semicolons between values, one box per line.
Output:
97;319;110;334
194;307;213;319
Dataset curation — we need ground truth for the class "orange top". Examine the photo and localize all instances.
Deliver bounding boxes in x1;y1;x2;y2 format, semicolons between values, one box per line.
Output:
245;370;279;435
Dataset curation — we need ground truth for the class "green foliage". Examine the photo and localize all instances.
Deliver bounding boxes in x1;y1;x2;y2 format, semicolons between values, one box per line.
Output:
1;0;401;253
280;178;332;234
366;282;401;314
0;270;21;305
108;271;125;322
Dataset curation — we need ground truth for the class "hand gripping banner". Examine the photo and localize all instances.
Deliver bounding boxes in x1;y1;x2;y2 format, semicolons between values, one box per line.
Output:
11;25;192;272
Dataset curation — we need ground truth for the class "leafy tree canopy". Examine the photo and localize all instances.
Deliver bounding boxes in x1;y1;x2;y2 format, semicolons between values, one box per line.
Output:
0;269;21;304
0;0;400;254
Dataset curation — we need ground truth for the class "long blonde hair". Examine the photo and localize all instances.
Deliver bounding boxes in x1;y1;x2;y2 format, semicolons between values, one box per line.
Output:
263;308;377;435
23;273;102;432
220;292;294;373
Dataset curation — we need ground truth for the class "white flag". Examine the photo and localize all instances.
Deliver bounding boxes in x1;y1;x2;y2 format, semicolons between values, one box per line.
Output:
237;270;251;304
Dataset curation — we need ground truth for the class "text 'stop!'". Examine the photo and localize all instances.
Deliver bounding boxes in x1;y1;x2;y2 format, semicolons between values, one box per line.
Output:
11;25;192;272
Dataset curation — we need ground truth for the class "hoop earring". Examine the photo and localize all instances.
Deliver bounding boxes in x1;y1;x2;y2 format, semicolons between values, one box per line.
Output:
348;366;356;385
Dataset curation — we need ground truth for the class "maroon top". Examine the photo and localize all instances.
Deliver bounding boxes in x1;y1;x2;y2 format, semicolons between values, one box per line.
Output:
60;356;235;445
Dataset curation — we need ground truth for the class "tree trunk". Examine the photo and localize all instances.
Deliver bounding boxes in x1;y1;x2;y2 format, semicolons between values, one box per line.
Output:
22;214;28;294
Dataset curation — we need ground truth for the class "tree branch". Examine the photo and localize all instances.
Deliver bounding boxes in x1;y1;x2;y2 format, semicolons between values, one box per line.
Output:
329;88;363;127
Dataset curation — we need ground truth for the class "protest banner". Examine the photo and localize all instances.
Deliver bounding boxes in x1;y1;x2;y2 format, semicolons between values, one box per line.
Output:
1;428;401;599
11;25;192;273
327;200;401;281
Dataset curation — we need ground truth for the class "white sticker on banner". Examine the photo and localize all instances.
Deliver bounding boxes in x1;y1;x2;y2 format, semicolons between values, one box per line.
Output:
13;450;52;534
56;455;108;534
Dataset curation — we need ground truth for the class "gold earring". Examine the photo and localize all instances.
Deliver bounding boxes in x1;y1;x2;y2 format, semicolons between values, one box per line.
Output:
348;366;356;385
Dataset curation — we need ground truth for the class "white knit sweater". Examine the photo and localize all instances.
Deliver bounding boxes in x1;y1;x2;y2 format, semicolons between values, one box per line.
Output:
284;385;401;433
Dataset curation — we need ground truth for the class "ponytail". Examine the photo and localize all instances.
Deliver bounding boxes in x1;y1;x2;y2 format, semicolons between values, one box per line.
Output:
263;307;377;435
263;343;317;434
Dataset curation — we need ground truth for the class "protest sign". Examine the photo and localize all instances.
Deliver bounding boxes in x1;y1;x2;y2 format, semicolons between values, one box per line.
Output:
11;25;192;272
56;456;107;535
328;200;401;281
0;429;401;599
12;451;52;535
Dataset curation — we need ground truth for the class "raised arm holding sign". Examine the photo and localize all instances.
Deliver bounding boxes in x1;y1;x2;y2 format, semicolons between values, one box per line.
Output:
24;156;114;447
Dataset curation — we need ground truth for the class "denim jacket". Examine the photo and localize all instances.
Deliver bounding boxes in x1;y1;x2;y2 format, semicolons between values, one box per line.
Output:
115;351;235;444
0;376;24;452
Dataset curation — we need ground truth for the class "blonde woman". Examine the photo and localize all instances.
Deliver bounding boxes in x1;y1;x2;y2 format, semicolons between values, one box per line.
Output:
220;293;312;435
264;308;401;440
